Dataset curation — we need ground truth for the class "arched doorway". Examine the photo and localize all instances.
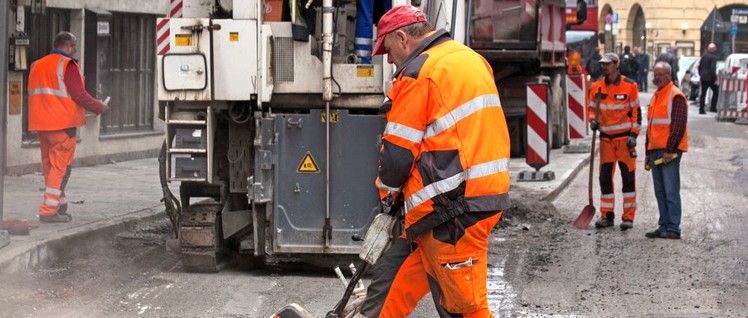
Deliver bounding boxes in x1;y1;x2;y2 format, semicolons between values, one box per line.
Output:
599;4;613;53
627;4;646;52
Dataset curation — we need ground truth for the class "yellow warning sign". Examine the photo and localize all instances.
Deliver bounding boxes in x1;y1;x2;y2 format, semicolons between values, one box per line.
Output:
356;65;374;77
175;34;192;46
320;111;338;123
297;152;320;173
229;32;239;42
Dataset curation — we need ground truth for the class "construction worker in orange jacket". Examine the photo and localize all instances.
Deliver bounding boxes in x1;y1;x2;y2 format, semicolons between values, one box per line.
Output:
567;50;584;75
27;32;108;223
360;5;511;317
587;53;641;230
644;62;688;240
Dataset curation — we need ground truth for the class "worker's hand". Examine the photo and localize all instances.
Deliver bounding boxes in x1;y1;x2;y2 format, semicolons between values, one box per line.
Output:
644;155;651;171
590;120;599;131
662;152;676;164
627;136;637;148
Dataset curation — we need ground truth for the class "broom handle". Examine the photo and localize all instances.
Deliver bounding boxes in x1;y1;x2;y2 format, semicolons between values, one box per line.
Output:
589;88;602;206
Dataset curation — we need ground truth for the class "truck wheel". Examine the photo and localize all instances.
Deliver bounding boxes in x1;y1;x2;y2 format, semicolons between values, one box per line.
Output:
179;203;225;272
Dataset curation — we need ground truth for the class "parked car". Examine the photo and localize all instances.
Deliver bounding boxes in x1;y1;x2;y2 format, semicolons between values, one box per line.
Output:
682;60;725;101
676;56;699;85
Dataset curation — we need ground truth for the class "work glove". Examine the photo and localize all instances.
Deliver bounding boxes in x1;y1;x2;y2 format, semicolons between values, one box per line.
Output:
589;120;599;131
627;136;637;148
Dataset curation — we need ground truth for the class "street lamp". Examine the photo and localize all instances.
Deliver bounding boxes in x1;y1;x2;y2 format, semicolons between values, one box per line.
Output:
681;22;689;36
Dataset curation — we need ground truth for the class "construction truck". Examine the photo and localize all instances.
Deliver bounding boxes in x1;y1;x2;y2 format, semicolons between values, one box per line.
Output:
157;0;573;272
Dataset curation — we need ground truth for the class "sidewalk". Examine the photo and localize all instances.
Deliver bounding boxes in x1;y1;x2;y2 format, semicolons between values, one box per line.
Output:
1;148;591;273
0;158;172;273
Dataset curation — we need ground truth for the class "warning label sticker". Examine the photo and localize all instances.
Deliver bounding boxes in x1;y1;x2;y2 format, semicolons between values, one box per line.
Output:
297;152;320;173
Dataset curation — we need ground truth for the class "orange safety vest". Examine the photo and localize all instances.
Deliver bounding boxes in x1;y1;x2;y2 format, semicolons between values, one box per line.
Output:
587;74;641;139
375;30;511;240
27;53;85;131
646;82;688;152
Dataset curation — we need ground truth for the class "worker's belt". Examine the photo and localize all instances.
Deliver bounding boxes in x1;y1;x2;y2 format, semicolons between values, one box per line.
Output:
599;131;632;140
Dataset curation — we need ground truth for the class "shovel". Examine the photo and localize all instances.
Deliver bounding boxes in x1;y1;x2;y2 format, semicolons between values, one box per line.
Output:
574;87;603;229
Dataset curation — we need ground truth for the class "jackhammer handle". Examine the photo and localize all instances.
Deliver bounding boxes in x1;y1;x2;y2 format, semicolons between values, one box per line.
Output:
326;261;369;318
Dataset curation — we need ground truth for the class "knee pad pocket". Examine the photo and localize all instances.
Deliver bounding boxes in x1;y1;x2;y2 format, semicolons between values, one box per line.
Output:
434;253;485;313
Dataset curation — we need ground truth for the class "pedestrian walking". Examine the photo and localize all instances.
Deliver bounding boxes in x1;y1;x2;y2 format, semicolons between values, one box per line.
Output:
698;43;719;114
637;47;650;92
27;32;109;223
587;53;641;231
619;46;639;80
360;5;511;317
586;48;603;81
645;62;687;240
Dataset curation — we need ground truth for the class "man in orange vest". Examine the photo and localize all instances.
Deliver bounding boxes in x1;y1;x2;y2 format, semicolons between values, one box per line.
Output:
360;5;511;317
27;32;109;223
587;53;641;230
644;62;687;240
567;50;584;75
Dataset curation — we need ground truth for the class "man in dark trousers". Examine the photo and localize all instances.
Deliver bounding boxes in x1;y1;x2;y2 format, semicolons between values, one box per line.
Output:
637;47;650;92
698;43;719;114
27;32;109;223
645;62;688;240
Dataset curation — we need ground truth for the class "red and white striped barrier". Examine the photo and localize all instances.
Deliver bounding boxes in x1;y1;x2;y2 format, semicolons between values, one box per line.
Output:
170;0;183;18
717;75;748;120
526;83;550;169
156;18;170;56
566;75;587;139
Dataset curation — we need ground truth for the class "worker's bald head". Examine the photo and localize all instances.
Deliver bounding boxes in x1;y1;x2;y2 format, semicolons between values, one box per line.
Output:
652;62;672;88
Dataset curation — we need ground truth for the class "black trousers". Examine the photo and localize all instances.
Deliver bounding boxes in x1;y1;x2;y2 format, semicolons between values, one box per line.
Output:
700;80;719;113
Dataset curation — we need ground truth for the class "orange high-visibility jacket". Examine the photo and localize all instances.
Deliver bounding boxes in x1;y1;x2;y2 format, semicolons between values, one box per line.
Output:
587;75;641;139
647;82;688;152
28;53;85;131
375;30;511;240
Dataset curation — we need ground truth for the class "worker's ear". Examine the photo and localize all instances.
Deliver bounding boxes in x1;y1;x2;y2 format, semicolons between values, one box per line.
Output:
394;30;408;49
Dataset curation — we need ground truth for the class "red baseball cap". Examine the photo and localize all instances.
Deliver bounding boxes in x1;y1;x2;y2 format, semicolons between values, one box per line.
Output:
372;5;427;56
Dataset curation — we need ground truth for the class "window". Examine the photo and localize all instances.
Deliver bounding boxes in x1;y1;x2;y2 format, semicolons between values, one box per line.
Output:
101;13;157;135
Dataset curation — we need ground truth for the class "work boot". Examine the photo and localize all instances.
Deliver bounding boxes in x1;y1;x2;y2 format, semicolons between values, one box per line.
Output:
660;231;681;239
594;214;614;228
645;230;661;238
620;220;634;231
39;213;72;223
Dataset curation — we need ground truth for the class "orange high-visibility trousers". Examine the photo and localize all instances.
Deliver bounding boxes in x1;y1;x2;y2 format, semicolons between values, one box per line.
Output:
598;138;636;221
361;212;501;318
38;129;76;216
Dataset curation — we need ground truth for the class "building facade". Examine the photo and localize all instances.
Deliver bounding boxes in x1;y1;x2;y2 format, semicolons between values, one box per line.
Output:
598;0;748;59
4;0;169;175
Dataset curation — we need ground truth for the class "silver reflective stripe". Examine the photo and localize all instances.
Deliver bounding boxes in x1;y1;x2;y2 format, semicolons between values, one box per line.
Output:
405;158;508;213
355;49;372;57
623;202;637;208
600;202;615;208
29;58;70;98
601;193;615;199
599;122;633;132
632;124;641;129
384;122;424;143
650;88;676;126
623;192;636;198
355;37;372;46
588;101;596;108
629;99;640;107
44;198;60;207
424;94;502;138
45;187;62;196
599;103;628;110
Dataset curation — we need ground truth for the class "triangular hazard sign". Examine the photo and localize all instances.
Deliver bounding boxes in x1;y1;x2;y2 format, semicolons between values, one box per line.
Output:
297;152;319;173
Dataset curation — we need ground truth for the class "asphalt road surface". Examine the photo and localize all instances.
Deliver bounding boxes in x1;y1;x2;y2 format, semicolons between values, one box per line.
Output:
1;100;747;317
